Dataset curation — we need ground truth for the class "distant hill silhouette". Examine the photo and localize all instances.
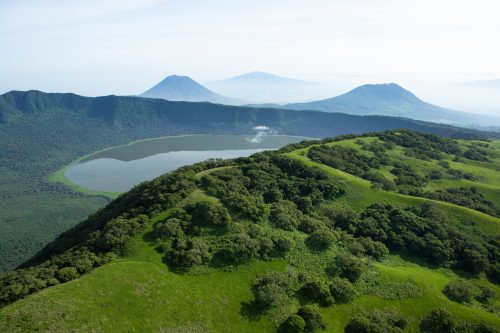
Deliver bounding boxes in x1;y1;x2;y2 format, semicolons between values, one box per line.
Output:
207;71;325;103
141;75;245;105
258;83;500;127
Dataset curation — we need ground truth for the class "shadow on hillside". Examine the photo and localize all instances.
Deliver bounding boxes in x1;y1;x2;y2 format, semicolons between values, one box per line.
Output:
389;251;479;281
240;301;263;322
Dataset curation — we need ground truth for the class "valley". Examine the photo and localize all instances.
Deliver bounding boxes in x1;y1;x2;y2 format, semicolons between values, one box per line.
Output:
2;2;498;332
0;90;486;272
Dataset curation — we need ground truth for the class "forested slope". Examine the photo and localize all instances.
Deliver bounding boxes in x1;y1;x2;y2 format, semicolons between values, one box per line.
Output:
1;130;498;332
0;90;490;272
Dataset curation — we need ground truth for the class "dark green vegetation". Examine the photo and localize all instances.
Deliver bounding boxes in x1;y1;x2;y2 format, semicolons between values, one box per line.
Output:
0;130;499;332
0;90;491;272
307;131;500;218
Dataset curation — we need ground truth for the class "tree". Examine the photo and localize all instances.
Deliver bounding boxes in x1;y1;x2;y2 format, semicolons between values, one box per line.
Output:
306;229;336;251
327;253;363;282
297;305;326;332
420;308;456;333
166;238;212;269
443;280;479;304
279;314;306;333
186;201;231;230
344;310;407;333
270;200;302;231
252;272;296;310
56;267;79;282
300;281;333;307
329;277;356;303
153;218;185;239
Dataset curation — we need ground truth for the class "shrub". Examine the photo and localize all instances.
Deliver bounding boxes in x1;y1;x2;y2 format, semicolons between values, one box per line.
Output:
299;216;325;234
475;285;496;304
297;305;326;332
252;272;296;310
326;206;359;232
327;253;363;282
329;277;356;303
270;200;302;231
300;281;333;307
420;308;456;333
55;267;80;282
357;237;389;260
217;233;260;264
474;323;500;333
258;237;274;259
166;238;212;269
279;314;306;333
443;280;479;304
186;201;231;230
306;229;336;251
153;218;185;239
345;310;407;333
272;235;294;257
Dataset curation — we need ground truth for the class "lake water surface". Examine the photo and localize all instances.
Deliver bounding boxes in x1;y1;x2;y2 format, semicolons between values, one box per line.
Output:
65;135;309;192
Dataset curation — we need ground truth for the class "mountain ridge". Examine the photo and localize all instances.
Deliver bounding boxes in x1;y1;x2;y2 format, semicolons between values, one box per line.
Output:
206;71;324;103
140;75;246;105
256;83;500;127
0;89;493;271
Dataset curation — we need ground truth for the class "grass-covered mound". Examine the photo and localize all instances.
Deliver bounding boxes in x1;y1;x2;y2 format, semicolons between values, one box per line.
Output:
0;130;499;332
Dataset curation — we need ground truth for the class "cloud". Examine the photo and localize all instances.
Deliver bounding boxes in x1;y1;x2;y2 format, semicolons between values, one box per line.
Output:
247;125;277;143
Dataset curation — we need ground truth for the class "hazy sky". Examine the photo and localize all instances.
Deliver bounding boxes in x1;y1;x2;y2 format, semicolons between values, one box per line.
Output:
1;0;499;112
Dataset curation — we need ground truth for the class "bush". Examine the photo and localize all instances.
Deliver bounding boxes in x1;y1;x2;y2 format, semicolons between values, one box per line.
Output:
56;267;80;282
420;308;456;333
475;285;496;304
272;235;294;257
186;201;231;231
270;200;302;231
300;281;333;307
344;310;407;333
306;229;336;251
357;237;389;260
166;238;212;269
217;233;260;264
252;272;296;310
299;216;325;234
443;280;479;304
329;277;356;303
327;253;363;282
474;323;500;333
297;305;326;332
153;218;185;239
326;206;359;233
279;314;306;333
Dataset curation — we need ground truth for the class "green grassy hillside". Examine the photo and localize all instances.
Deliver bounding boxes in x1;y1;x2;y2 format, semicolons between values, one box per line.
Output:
2;90;490;272
1;130;499;332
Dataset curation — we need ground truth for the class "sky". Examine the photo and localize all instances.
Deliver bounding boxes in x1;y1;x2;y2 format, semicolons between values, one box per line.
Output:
1;0;499;113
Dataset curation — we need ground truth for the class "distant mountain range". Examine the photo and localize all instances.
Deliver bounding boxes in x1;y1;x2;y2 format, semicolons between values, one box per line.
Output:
254;83;500;128
206;71;329;103
140;74;499;129
140;75;245;105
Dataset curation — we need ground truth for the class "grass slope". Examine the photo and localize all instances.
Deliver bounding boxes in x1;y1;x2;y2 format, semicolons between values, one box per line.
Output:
1;134;499;332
